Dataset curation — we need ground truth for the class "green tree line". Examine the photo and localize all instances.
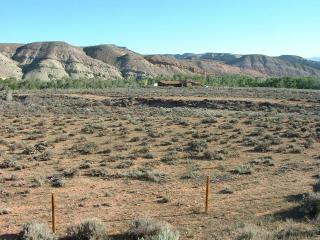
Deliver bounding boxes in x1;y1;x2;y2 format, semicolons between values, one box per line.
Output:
0;75;320;90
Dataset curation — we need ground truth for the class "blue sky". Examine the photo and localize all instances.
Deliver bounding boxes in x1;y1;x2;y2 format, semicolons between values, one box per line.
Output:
1;0;319;57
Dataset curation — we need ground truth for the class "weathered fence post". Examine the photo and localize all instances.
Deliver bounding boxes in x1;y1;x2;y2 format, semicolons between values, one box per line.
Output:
51;193;56;233
205;176;210;214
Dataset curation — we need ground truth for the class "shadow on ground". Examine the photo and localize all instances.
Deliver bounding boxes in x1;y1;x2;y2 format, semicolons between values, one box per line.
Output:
0;234;19;240
271;193;307;221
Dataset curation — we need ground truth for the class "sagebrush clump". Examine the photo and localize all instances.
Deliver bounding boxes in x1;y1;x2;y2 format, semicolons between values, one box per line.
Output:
20;221;57;240
67;218;108;240
129;218;179;240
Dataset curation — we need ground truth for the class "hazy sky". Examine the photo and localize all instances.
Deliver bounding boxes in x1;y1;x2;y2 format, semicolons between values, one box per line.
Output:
1;0;319;57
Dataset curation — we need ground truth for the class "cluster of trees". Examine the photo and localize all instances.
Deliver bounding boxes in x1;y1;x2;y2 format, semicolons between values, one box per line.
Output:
0;78;148;90
156;74;320;89
0;75;320;90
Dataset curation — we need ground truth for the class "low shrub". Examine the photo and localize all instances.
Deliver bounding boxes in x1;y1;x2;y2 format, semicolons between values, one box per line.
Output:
232;165;252;175
34;150;53;161
129;218;179;240
81;124;104;134
313;179;320;192
203;150;225;161
0;157;17;169
20;221;57;240
0;208;11;215
300;192;320;220
253;142;270;152
201;117;217;124
67;218;108;240
187;139;208;152
124;169;165;183
72;142;98;155
51;177;66;188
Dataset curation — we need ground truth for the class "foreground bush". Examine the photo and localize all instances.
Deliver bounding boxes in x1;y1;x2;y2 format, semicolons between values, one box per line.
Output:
67;218;108;240
147;226;179;240
129;218;179;240
237;224;271;240
313;179;320;192
237;221;317;240
19;221;57;240
300;192;320;220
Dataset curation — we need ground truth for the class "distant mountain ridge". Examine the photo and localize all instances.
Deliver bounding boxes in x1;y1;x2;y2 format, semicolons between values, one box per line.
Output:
0;41;320;80
309;57;320;62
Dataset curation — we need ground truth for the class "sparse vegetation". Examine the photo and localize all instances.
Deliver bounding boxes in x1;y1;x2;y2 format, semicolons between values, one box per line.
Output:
1;88;320;239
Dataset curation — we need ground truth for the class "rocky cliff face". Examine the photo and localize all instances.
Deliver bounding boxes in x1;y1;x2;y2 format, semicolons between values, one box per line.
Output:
0;41;319;80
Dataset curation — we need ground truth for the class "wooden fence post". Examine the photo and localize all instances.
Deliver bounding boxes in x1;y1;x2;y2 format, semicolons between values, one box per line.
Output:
51;193;56;233
205;176;210;214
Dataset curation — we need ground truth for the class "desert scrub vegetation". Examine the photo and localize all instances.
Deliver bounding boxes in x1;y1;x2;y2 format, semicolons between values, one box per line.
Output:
236;221;318;240
129;218;179;240
81;123;104;134
70;141;98;155
124;169;166;183
1;88;320;239
232;164;252;175
0;207;11;215
67;218;108;240
300;192;320;220
19;221;57;240
313;179;320;192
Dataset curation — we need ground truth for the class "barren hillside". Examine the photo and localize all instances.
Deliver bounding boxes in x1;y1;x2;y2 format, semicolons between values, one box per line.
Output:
1;41;320;80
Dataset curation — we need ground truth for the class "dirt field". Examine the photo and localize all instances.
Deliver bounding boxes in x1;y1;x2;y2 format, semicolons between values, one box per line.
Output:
0;87;320;239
